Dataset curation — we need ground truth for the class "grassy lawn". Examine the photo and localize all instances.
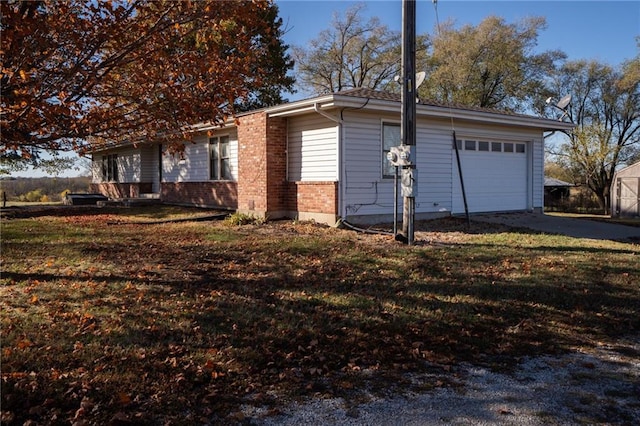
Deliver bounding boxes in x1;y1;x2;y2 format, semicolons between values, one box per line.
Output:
2;206;639;424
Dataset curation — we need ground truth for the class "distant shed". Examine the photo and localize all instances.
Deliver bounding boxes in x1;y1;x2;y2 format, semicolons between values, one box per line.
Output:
611;161;640;217
544;177;573;207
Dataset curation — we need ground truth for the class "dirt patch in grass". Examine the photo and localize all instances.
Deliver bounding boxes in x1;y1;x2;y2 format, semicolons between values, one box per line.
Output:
2;207;639;424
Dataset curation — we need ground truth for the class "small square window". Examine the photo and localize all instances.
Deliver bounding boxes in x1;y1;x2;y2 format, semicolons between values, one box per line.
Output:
478;141;489;151
465;140;476;151
516;144;526;153
491;142;502;152
454;139;463;150
504;143;514;153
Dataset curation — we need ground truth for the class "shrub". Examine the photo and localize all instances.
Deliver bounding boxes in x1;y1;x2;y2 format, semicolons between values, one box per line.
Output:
224;212;266;226
20;189;44;202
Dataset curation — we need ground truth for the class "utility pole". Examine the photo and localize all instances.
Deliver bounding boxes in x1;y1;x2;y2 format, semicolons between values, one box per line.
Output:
401;0;417;244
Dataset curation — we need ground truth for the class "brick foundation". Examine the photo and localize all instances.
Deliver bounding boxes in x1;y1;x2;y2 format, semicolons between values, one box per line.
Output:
286;181;338;214
91;182;151;198
161;182;237;208
285;181;339;224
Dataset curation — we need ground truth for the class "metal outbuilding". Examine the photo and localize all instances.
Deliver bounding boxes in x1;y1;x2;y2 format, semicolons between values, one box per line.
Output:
611;161;640;217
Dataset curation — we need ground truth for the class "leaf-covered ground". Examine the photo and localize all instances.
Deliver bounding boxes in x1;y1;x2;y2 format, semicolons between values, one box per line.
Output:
1;206;639;424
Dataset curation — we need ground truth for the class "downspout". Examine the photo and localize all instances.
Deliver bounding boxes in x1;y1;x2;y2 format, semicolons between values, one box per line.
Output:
314;102;340;124
313;103;344;222
528;139;534;212
285;119;289;194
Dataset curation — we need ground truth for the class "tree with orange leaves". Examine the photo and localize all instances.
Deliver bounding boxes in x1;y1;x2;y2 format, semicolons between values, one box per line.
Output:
1;0;294;172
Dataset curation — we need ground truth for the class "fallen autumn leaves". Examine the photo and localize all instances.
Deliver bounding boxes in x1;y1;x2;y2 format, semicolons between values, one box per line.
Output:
1;206;639;424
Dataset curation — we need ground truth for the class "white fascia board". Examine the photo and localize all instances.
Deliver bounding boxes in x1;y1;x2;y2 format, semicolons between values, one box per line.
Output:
419;105;575;132
266;94;335;117
272;94;574;132
328;96;574;132
187;118;237;133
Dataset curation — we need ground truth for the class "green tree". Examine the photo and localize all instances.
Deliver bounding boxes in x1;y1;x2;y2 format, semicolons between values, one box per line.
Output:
421;16;564;112
292;3;408;95
235;2;295;111
548;56;640;212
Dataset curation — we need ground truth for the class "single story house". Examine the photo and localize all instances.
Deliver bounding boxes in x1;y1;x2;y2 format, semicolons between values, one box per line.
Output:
611;161;640;218
91;88;574;225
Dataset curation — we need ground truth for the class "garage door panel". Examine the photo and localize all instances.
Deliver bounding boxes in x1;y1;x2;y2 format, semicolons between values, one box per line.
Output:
453;141;528;213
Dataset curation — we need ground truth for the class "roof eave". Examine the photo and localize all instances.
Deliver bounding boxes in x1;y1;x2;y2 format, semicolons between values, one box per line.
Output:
266;94;336;117
267;93;575;132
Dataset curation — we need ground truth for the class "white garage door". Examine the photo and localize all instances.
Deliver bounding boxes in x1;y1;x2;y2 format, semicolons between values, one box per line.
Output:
452;139;529;214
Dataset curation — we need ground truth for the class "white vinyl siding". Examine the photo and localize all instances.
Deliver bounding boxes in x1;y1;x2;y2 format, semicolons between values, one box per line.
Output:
162;131;238;183
415;123;456;212
342;111;455;217
340;111;545;219
117;148;141;182
287;114;338;181
532;137;544;209
140;145;157;183
91;155;101;182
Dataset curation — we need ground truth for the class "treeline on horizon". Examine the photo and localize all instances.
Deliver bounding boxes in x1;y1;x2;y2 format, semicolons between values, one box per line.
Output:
0;176;92;203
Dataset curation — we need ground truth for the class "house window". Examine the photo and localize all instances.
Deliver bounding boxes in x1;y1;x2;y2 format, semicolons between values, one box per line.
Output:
491;142;502;152
465;140;476;151
478;141;489;151
504;142;514;153
102;154;118;182
210;136;231;180
382;123;401;178
515;143;526;153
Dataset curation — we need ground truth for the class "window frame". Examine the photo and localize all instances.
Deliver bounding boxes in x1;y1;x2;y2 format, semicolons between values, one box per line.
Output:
382;122;401;179
209;135;231;181
452;138;527;155
101;154;118;182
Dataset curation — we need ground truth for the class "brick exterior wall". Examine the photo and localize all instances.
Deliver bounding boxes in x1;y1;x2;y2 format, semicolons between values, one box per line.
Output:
161;182;237;208
91;112;340;224
236;112;288;217
91;182;151;198
286;181;338;214
236;111;338;222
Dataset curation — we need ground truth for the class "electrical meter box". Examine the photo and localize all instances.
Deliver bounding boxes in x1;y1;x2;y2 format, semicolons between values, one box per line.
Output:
386;145;412;167
401;168;417;197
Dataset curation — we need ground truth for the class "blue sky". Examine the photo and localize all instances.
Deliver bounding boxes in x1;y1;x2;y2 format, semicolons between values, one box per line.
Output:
277;0;639;98
16;0;639;178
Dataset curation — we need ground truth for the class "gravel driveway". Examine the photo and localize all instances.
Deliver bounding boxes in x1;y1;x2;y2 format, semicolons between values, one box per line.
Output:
472;212;640;242
245;337;640;425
